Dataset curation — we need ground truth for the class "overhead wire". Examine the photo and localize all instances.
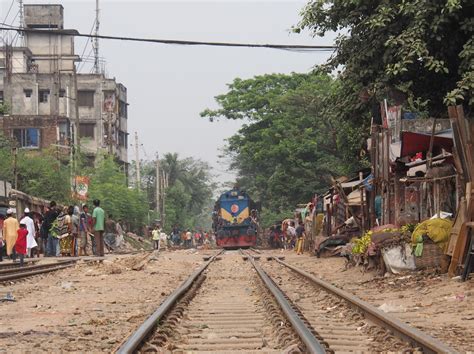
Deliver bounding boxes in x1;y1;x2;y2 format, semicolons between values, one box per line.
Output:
77;19;97;72
0;25;336;51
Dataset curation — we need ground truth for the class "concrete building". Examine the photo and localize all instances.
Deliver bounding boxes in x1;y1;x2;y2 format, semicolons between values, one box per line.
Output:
0;4;129;166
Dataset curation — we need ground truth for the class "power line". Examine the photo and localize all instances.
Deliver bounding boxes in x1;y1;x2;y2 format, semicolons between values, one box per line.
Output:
0;25;336;51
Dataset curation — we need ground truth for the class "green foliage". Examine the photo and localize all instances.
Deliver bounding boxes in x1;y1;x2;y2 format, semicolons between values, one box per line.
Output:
202;72;367;212
259;207;293;229
296;0;474;114
87;156;148;231
130;153;215;232
0;102;9;115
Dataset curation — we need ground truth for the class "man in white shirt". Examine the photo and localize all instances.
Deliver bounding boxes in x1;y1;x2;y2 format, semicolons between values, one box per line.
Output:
20;208;37;257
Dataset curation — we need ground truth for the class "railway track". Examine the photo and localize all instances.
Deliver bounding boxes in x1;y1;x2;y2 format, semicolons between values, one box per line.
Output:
261;254;458;354
117;250;457;353
117;250;326;353
0;260;77;283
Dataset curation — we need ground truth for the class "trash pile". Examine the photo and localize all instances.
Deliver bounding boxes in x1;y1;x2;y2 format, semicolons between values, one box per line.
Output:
348;217;453;275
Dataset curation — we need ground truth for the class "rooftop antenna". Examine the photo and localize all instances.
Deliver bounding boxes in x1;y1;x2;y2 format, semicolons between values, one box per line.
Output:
93;0;100;74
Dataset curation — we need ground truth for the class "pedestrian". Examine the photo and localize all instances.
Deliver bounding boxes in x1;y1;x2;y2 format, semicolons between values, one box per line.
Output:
33;214;42;257
115;219;124;248
92;199;105;257
58;206;74;256
15;223;28;266
151;225;160;250
3;209;19;261
185;229;192;248
104;214;117;253
0;220;4;262
72;206;80;256
20;208;38;257
78;204;90;256
295;222;305;255
43;201;60;257
160;230;168;251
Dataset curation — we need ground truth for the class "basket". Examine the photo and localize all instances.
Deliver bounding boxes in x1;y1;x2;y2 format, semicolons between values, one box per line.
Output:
415;239;450;272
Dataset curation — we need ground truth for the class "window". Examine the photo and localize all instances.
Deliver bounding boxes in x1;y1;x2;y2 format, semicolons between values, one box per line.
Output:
78;90;94;107
119;100;128;118
0;90;3;103
118;131;128;147
39;90;50;103
13;128;40;148
79;123;95;138
24;89;32;98
59;89;66;98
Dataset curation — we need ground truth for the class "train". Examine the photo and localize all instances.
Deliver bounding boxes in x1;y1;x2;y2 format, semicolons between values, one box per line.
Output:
212;187;259;249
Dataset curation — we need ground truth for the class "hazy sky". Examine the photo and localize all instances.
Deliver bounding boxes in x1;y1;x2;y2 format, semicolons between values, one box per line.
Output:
1;0;334;183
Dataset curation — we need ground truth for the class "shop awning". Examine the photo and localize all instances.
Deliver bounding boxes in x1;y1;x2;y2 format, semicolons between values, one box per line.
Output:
400;131;453;157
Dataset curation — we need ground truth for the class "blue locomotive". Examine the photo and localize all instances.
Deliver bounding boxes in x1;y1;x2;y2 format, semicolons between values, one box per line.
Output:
212;187;259;248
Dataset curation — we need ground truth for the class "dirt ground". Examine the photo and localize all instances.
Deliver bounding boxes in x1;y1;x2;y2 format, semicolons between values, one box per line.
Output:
0;249;212;352
263;249;474;352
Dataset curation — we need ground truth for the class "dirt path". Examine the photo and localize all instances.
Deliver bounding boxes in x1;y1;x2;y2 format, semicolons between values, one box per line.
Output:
262;249;474;352
0;250;209;352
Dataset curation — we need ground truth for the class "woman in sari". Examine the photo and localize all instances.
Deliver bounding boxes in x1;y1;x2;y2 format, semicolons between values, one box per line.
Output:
59;206;74;256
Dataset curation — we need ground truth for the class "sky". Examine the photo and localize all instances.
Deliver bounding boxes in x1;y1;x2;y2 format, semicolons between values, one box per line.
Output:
1;0;335;183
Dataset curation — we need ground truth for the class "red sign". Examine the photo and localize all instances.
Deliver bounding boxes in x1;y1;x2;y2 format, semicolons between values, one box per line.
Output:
73;176;90;201
231;204;239;213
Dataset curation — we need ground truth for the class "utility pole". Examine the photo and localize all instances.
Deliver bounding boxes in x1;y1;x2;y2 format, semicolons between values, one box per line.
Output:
134;132;140;189
93;0;100;74
155;153;160;215
18;0;24;44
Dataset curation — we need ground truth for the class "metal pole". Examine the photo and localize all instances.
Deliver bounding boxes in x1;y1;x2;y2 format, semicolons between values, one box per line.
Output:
134;132;140;189
94;0;100;74
155;153;160;215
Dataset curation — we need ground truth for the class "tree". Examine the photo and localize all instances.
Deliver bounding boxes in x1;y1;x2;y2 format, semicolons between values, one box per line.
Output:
296;0;474;116
201;72;367;212
87;156;148;231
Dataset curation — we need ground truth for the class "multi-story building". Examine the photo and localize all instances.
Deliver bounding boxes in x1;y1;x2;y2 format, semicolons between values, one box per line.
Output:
0;4;128;167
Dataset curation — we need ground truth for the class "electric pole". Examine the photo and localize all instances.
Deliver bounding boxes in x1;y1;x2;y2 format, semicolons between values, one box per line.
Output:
155;153;160;216
93;0;100;74
134;132;140;189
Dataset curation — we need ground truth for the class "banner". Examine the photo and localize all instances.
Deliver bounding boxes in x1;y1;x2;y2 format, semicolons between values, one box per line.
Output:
73;176;90;201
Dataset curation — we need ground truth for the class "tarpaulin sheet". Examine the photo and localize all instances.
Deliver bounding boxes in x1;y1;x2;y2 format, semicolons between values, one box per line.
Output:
400;131;453;157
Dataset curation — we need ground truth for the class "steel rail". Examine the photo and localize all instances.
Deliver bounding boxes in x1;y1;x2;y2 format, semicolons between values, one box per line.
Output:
116;250;224;354
244;252;326;354
0;260;76;275
0;263;76;282
273;257;458;354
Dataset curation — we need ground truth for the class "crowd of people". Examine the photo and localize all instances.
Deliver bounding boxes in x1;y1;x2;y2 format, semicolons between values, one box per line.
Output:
0;199;125;264
166;226;215;249
268;219;306;255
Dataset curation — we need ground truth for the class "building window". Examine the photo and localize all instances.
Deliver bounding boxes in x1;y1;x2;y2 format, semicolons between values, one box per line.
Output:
78;90;94;107
119;100;128;118
39;90;50;103
118;130;128;147
59;89;66;98
13;128;40;148
0;90;3;103
79;123;95;138
24;89;32;98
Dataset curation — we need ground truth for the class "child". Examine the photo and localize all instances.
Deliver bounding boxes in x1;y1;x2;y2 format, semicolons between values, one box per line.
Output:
16;223;28;266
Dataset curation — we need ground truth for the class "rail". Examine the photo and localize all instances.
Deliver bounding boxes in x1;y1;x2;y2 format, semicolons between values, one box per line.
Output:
0;260;77;282
273;257;458;354
243;251;326;354
116;250;224;354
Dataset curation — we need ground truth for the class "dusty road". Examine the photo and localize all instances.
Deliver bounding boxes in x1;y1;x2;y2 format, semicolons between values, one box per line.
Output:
0;250;209;352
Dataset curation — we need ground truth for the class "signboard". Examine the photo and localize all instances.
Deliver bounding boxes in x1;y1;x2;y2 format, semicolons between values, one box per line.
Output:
73;176;90;201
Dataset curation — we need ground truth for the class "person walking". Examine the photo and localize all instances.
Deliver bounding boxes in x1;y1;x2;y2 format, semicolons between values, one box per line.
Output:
20;208;37;257
295;222;305;255
43;202;60;257
104;214;117;253
92;199;105;257
15;223;28;266
0;220;4;262
3;209;19;261
78;204;90;256
151;225;160;250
